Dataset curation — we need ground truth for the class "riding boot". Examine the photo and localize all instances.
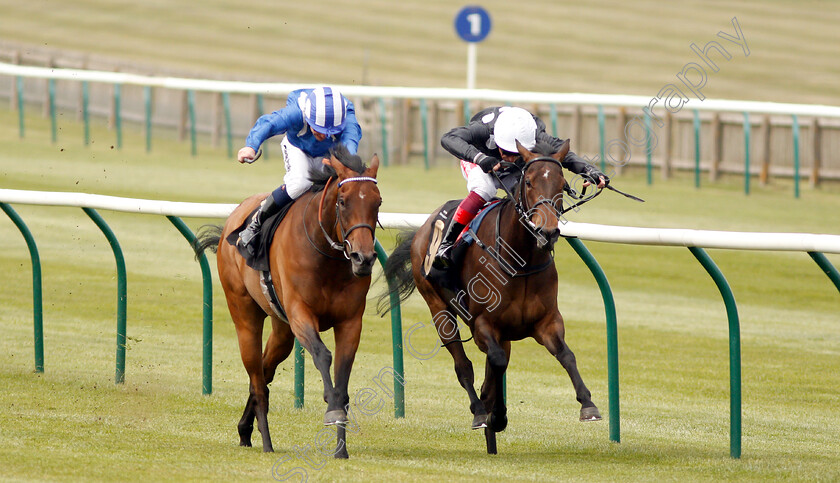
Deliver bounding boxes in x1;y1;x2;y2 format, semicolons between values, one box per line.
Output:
432;220;467;270
238;187;291;256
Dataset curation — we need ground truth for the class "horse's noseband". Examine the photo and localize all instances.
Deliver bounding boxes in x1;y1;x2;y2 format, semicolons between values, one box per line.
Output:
319;176;379;259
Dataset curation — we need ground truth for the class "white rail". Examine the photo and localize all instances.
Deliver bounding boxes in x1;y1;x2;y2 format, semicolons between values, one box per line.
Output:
3;62;840;118
2;189;839;254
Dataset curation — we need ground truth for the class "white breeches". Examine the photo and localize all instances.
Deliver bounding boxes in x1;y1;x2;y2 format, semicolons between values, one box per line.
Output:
281;136;323;199
459;160;496;200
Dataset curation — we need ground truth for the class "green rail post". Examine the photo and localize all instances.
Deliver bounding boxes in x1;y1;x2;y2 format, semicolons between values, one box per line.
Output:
687;246;741;459
743;112;750;195
1;203;44;373
808;252;840;293
187;91;197;157
792;115;800;199
166;216;213;395
256;94;267;160
294;339;305;408
597;105;606;172
17;76;25;138
82;81;90;146
550;103;558;137
420;99;430;170
82;208;128;384
222;92;233;159
379;98;389;167
48;79;57;144
374;239;406;418
645;111;652;185
564;237;620;443
693;109;701;188
114;84;123;150
144;86;153;153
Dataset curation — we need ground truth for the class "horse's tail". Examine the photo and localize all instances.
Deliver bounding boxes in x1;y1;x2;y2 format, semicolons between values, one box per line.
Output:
376;230;419;315
192;224;223;260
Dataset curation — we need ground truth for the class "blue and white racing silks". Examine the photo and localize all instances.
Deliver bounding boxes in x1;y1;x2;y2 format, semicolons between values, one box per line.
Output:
244;89;362;158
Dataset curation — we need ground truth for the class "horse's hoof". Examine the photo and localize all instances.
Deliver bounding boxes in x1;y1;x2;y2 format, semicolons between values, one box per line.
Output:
488;412;508;432
263;445;275;453
324;409;348;426
239;440;252;447
580;406;602;422
334;448;349;459
471;413;488;430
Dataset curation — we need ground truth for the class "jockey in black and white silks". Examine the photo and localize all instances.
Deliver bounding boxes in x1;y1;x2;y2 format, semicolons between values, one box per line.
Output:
433;106;609;269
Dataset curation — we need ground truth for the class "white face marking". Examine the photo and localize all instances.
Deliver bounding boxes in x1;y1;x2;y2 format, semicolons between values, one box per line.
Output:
358;192;366;200
543;168;550;179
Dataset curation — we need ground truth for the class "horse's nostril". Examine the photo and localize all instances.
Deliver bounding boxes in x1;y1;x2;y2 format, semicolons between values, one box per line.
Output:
350;252;363;264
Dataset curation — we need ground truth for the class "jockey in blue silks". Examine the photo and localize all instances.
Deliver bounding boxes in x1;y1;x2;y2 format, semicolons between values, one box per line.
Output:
236;86;362;256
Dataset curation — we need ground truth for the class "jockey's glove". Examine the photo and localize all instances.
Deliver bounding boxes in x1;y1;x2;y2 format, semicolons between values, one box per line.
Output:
583;165;610;186
474;153;501;173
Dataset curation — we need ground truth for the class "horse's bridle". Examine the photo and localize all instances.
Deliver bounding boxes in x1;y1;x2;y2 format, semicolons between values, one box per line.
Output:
316;175;379;259
494;156;603;222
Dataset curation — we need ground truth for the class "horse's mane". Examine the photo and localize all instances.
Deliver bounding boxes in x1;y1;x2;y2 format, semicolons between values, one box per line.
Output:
309;144;367;192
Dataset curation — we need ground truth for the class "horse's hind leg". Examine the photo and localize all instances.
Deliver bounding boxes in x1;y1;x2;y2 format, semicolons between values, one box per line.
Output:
534;313;601;422
234;315;275;452
422;294;486;429
237;318;295;447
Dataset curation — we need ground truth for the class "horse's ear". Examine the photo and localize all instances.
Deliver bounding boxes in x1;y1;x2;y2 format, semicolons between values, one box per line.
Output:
516;139;536;161
366;154;380;178
327;154;351;178
555;139;571;161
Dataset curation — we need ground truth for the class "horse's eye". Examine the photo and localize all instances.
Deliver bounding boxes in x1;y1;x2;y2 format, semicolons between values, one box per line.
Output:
525;179;532;187
338;197;346;208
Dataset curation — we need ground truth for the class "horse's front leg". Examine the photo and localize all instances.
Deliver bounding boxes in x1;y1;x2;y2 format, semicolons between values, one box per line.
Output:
478;337;511;433
534;312;601;422
330;317;363;459
290;311;344;425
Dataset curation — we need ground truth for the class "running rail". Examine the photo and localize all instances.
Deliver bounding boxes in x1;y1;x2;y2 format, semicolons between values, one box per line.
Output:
2;188;839;457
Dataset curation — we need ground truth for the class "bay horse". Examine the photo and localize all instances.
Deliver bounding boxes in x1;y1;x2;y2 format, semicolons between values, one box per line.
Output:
381;139;600;453
194;145;381;456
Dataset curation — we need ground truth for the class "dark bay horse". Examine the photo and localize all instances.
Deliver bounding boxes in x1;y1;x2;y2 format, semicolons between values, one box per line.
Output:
381;140;600;453
194;146;381;456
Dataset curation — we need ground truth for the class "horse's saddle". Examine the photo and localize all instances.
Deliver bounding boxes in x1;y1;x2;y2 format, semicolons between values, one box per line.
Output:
423;199;503;276
226;199;295;272
422;199;505;320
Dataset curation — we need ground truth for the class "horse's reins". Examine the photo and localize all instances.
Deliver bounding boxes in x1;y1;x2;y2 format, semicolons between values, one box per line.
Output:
471;156;643;276
317;175;378;259
494;157;605;219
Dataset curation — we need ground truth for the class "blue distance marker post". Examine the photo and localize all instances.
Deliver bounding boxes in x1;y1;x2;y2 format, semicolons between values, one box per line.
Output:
455;6;492;90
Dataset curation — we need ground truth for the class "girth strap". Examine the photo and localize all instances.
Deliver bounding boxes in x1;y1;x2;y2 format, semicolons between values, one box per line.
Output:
260;270;289;324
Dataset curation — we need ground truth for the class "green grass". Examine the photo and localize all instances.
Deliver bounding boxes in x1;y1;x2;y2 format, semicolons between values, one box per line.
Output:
1;111;839;481
2;1;840;105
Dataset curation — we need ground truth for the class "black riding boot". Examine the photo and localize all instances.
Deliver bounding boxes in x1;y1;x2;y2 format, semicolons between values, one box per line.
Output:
432;221;466;270
238;195;282;256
